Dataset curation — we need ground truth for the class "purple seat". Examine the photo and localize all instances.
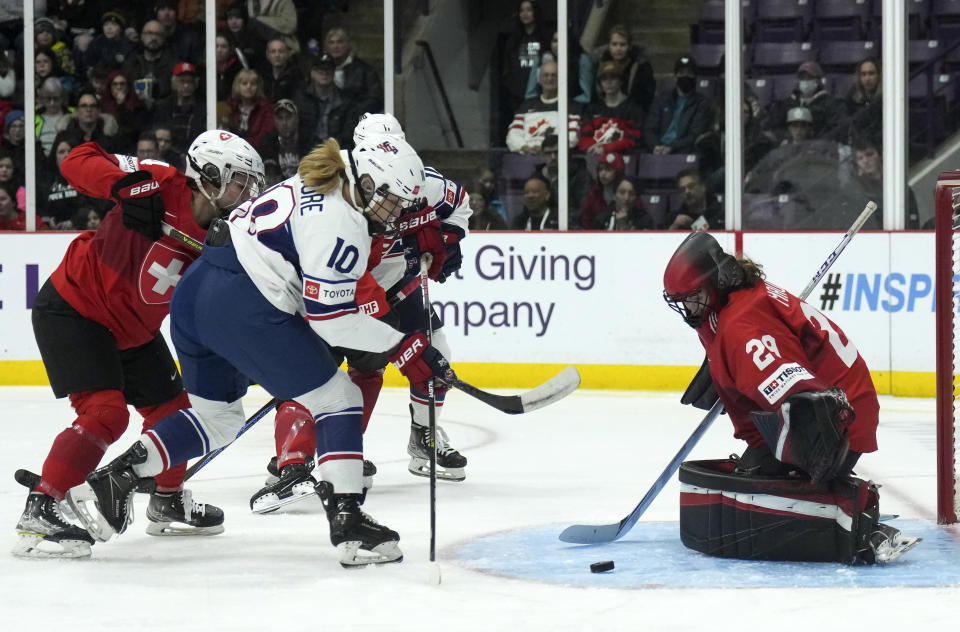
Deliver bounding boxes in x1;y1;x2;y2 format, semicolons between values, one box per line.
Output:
827;72;855;97
634;153;700;188
909;72;953;100
745;76;776;108
933;0;960;20
909;39;945;72
751;41;815;74
692;0;726;44
640;193;670;228
696;77;719;100
812;0;871;41
772;74;801;100
819;40;879;74
690;43;725;76
754;0;812;42
934;20;960;40
870;1;931;40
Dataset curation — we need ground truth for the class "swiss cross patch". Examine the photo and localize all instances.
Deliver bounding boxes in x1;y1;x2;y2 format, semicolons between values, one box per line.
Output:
138;242;194;305
219;131;233;141
376;141;399;154
304;279;322;299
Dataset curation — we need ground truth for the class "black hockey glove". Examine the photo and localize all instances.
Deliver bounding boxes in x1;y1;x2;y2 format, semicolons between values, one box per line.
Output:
111;170;165;240
436;224;465;283
681;356;719;410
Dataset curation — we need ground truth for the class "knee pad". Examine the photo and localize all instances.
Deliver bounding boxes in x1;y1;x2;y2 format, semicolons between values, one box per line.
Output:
69;389;130;445
294;370;362;419
678;459;879;564
188;395;247;449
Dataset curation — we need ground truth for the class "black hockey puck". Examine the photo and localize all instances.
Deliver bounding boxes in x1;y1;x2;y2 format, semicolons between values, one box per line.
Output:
590;560;614;573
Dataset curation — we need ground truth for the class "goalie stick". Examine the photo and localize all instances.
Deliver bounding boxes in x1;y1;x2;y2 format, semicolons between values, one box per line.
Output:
559;201;878;545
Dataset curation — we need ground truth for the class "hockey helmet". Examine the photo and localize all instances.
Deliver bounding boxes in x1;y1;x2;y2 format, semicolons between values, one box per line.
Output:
347;135;425;236
662;231;744;328
186;130;266;209
353;112;405;146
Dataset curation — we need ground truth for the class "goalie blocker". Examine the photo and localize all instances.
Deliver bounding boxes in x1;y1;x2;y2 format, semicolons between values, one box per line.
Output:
678;459;918;564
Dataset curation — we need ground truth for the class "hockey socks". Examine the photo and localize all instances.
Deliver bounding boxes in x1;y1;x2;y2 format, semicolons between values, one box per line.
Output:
347;366;384;433
315;407;365;494
140;409;214;476
139;390;192;492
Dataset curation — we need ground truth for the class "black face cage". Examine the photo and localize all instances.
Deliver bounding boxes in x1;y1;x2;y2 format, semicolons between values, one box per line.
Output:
663;288;712;328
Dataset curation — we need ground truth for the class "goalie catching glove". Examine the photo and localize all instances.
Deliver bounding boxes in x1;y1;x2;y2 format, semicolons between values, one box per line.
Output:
748;387;855;484
399;206;445;279
389;332;456;393
111;170;166;240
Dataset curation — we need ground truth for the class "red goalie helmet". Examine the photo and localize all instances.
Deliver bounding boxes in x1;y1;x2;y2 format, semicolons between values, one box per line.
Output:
663;231;743;328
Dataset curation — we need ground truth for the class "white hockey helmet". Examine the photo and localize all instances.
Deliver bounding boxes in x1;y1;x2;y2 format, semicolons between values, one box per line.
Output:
353;112;405;146
347;135;425;236
185;130;266;209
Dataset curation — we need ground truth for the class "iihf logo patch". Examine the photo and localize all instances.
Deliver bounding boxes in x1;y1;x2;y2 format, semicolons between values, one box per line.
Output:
304;279;321;299
376;141;399;154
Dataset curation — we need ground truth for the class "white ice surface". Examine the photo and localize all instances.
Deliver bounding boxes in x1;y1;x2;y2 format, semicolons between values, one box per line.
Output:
0;385;957;630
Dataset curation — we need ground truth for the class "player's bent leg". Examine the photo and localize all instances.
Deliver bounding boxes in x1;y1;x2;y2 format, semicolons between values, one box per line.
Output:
250;401;318;514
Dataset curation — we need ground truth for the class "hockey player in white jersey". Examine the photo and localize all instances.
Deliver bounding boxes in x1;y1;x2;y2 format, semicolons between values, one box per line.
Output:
249;114;472;514
66;135;455;567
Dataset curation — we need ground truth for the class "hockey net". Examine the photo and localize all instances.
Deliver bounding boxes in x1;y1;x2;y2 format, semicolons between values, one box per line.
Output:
936;171;960;524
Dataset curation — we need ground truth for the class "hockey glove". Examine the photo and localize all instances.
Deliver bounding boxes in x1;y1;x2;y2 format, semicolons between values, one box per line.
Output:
681;356;719;411
389;332;456;393
436;224;465;283
749;388;855;484
399;206;445;279
111;170;165;240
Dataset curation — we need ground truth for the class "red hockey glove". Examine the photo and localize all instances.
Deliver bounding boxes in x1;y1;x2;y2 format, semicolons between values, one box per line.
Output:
389;332;456;393
111;170;165;240
436;224;465;283
399;206;445;279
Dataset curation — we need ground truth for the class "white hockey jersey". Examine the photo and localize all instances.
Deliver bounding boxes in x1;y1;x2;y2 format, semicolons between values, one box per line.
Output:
371;166;472;292
227;170;405;353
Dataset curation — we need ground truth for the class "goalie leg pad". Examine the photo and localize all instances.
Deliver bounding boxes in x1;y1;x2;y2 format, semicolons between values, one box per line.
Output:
678;459;885;564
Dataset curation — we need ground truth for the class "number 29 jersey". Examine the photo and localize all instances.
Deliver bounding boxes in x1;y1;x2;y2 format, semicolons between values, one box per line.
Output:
226;170;405;354
699;281;879;454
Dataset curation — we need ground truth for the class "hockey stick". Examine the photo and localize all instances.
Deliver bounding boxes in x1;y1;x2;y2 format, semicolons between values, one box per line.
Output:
420;254;440;580
162;222;204;253
184;398;279;480
559;201;878;544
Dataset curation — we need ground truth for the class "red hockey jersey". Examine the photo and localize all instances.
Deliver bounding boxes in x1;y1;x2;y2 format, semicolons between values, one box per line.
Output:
698;281;879;454
50;143;206;350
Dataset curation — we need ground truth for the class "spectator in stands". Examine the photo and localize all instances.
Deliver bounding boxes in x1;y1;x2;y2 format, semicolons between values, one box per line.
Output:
846;135;917;229
579;151;624;229
56;90;119;150
151;124;183;167
534;132;590;223
2;110;24;180
513;176;557;230
99;70;148;153
0;149;20;190
468;186;508;231
645;54;712;156
153;62;207;151
664;167;723;230
323;27;383;115
122;19;177;106
262;158;284;187
0;182;48;231
73;203;104;231
506;60;579;155
227;68;275;147
782;107;814;145
35;17;77;78
225;2;259;70
845;57;881;142
246;0;300;56
216;32;244;102
37;130;89;229
135;131;160;161
593;24;656;115
501;0;552;117
35;47;77;103
84;11;136;73
256;98;311;179
525;30;593;105
0;48;13;102
578;61;643;158
767;61;845;142
155;0;204;66
261;38;300;102
591;177;653;230
295;53;357;148
36;79;72;157
475;167;506;220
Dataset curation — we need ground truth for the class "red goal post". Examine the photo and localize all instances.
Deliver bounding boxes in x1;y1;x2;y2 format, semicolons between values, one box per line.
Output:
936;171;960;524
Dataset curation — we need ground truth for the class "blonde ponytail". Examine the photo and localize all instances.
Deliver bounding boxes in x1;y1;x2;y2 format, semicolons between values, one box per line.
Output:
298;138;346;194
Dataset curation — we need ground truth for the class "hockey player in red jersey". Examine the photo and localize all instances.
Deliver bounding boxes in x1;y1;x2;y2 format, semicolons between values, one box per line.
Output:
13;131;265;558
662;231;917;563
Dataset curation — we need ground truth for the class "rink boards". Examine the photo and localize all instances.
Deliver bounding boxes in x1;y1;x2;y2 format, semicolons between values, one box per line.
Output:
0;230;937;395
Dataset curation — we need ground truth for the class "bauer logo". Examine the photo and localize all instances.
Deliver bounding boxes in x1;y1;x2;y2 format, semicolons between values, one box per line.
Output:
304;279;321;298
759;362;813;404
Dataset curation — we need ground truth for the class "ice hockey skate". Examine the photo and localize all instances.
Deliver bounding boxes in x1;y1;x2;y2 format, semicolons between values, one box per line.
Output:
66;441;154;542
146;490;224;536
407;418;467;482
316;480;402;567
862;523;921;564
250;462;318;514
13;490;96;559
